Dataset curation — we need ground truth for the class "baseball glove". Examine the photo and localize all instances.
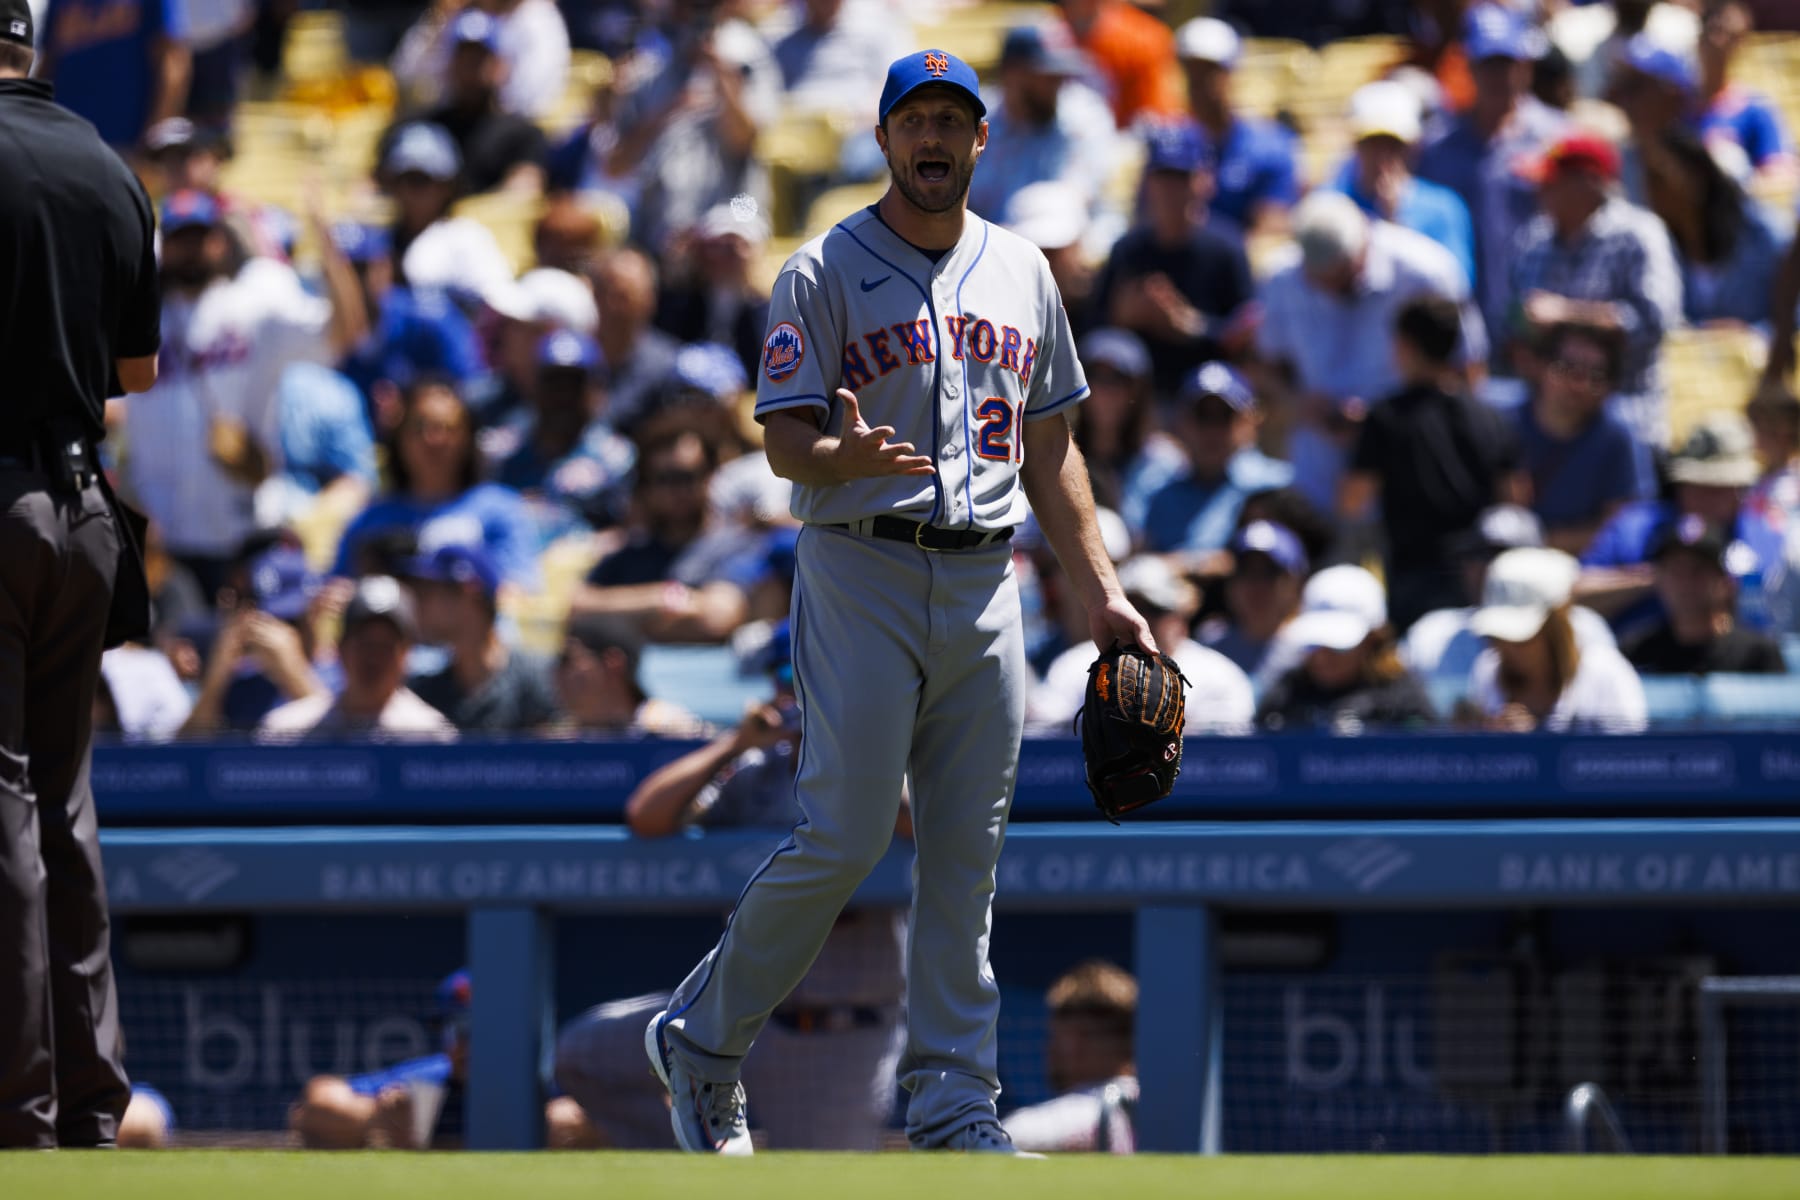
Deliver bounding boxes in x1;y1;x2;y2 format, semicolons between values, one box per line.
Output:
1076;643;1190;823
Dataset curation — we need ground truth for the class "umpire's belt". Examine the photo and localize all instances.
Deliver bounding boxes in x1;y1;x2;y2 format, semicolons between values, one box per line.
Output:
768;1003;892;1035
825;516;1014;552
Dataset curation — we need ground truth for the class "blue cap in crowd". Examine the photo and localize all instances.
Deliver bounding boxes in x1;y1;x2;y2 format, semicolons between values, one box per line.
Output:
1178;361;1256;412
250;545;320;622
1000;24;1086;76
331;221;390;265
672;342;748;398
1621;33;1697;94
1080;328;1152;380
1463;3;1543;63
879;49;987;124
538;329;604;375
1231;521;1309;577
405;543;501;598
383;122;461;182
160;188;221;234
449;8;500;51
1143;120;1214;175
753;619;795;687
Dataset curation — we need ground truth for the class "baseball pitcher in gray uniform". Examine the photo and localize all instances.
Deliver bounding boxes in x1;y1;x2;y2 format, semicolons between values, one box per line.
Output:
646;48;1156;1155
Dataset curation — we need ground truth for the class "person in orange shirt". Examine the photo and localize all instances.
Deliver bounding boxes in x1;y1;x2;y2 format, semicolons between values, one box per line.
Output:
1057;0;1184;128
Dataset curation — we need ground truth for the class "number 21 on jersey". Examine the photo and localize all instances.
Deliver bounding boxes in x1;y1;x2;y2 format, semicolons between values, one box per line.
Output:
975;397;1024;463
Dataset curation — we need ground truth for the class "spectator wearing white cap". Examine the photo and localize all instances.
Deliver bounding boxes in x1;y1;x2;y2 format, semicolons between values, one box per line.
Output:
1257;190;1488;514
1029;556;1254;736
1255;565;1438;733
483;266;602;424
1464;547;1647;732
1403;505;1619;682
967;23;1121;227
1167;16;1300;234
1070;329;1180;519
655;196;773;383
1005;182;1100;336
1329;80;1476;288
380;121;518;312
1093;122;1257;396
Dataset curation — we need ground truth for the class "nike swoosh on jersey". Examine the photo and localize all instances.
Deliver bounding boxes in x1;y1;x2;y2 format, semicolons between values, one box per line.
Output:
859;275;891;293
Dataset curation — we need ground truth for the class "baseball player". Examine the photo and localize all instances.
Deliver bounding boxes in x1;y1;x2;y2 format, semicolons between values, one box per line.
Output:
645;48;1155;1155
554;624;907;1150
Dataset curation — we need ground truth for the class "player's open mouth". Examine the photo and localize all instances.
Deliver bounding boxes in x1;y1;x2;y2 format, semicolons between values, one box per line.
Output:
916;160;951;183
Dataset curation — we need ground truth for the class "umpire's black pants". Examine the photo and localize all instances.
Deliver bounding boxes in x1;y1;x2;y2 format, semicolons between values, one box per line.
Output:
0;465;130;1148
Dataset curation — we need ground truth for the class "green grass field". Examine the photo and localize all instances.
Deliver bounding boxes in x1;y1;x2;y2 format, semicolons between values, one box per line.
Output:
11;1152;1800;1200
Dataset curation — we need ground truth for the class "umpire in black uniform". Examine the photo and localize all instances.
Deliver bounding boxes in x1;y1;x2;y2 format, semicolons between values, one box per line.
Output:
0;0;162;1150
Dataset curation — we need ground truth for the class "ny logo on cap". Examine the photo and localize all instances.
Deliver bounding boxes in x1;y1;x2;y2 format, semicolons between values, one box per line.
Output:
8;19;24;36
923;51;949;77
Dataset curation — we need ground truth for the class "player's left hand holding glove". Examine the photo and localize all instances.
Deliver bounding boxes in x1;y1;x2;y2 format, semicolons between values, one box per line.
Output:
1077;642;1190;824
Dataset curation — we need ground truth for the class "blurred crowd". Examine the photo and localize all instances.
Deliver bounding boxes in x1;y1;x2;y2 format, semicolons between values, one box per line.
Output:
28;0;1800;744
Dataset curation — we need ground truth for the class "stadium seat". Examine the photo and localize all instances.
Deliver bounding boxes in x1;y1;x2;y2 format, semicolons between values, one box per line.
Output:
1662;328;1766;450
451;193;545;275
802;181;888;238
1639;675;1705;725
639;644;772;727
911;2;1048;78
1697;673;1800;723
760;109;853;236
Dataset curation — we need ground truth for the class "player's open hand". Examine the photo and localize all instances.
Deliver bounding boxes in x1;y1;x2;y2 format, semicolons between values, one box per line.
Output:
1089;595;1158;656
832;389;935;481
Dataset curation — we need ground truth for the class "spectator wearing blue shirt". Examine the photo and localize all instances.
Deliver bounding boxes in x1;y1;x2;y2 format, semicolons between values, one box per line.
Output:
1169;17;1299;234
263;361;381;529
1416;4;1565;341
1515;322;1652;557
334;379;541;592
1696;1;1793;186
332;222;485;431
492;331;635;538
1093;122;1257;396
1332;80;1476;288
38;0;190;149
967;23;1121;227
1140;363;1294;561
1579;412;1790;637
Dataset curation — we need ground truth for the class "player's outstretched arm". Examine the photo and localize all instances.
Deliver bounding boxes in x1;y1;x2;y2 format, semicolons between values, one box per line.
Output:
763;391;936;486
1020;413;1156;654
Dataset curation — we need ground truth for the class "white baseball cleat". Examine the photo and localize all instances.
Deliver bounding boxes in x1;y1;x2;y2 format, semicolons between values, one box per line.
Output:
938;1121;1045;1157
644;1010;753;1155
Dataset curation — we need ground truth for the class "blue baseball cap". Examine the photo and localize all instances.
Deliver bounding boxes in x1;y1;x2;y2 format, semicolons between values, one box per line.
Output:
404;543;501;598
879;49;987;124
1000;24;1086;76
1620;33;1697;94
249;545;321;622
1178;361;1256;412
449;8;500;51
752;618;794;686
383;121;461;182
1462;3;1544;63
1143;120;1214;175
331;221;390;265
1231;520;1308;577
1080;328;1152;380
673;342;748;398
160;189;221;234
538;329;604;374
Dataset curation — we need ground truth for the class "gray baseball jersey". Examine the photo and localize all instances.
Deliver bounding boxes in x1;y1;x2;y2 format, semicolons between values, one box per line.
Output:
660;198;1083;1150
753;205;1089;530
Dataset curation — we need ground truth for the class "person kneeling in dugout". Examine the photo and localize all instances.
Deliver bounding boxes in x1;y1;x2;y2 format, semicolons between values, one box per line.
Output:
552;622;910;1150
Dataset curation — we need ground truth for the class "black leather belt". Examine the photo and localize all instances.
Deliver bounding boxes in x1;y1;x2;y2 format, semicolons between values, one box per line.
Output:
768;1004;892;1035
825;516;1014;552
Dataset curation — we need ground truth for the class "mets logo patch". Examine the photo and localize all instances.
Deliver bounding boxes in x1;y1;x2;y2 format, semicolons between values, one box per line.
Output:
763;322;805;383
923;51;950;77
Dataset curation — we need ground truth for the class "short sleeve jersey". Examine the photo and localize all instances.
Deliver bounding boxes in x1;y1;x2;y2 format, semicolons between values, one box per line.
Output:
753;206;1088;531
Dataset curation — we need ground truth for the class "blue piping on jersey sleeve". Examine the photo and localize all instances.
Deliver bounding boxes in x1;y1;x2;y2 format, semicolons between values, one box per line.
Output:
953;224;991;530
840;223;946;524
1025;384;1090;420
754;394;832;418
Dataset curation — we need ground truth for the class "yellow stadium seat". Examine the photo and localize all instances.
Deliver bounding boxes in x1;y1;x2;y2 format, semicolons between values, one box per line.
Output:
1662;327;1768;449
803;181;889;238
911;2;1050;78
452;192;546;275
